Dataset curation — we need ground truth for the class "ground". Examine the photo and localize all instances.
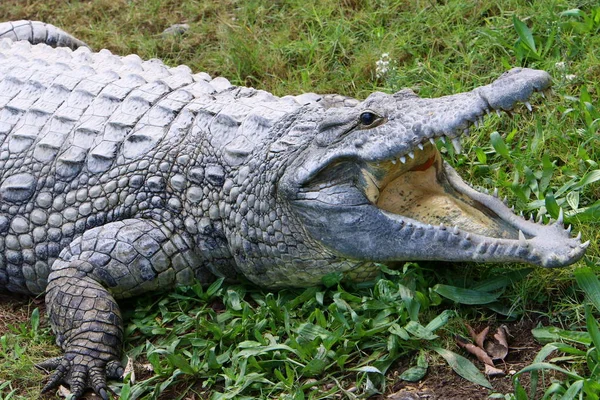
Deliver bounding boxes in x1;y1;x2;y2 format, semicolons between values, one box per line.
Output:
0;0;599;399
0;292;557;399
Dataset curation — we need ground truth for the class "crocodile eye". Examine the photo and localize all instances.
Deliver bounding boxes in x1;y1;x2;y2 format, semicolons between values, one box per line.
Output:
359;111;380;127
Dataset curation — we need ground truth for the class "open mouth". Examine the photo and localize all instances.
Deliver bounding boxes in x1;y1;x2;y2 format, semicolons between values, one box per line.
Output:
362;141;519;240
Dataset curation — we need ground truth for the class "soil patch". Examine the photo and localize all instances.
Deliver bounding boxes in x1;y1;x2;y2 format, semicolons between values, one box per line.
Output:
0;293;44;332
376;319;549;399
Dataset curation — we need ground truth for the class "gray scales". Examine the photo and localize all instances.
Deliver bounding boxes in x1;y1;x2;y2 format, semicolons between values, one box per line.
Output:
0;20;588;399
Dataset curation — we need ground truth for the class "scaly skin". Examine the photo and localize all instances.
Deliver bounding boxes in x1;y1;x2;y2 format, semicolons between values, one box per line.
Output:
0;21;588;399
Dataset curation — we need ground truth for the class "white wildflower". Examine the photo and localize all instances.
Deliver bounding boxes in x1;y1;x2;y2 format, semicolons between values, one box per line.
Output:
555;61;566;71
375;53;391;79
565;74;577;82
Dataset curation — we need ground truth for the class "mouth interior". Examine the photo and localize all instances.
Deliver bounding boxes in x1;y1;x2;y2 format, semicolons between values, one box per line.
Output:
363;143;518;239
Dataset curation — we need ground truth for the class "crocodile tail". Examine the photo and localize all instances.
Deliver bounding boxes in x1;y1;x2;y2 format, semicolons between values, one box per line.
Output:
0;20;88;50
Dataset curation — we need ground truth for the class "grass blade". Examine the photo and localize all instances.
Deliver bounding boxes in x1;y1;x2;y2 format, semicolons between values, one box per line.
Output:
574;266;600;313
585;305;600;355
574;169;600;190
560;379;584;399
425;310;456;332
545;191;560;219
532;326;592;346
528;342;587;397
570;199;600;222
472;268;533;292
433;284;500;305
432;347;492;389
515;362;583;381
512;15;538;53
490;131;511;160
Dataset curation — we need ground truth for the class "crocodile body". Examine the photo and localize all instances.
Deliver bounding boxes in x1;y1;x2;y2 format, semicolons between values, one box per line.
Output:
0;20;587;399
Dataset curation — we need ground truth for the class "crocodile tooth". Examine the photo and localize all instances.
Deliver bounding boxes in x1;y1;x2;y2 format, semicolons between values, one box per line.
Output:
525;101;532;112
575;231;581;240
474;119;479;128
439;136;446;144
451;138;461;154
569;248;580;258
520;211;524;217
518;230;526;242
556;208;564;225
485;108;491;115
503;196;508;205
542;90;550;99
439;223;446;230
510;205;515;212
566;224;572;233
537;215;543;224
464;233;471;240
528;214;534;222
418;143;424;151
429;138;436;145
493;188;498;198
581;240;590;249
408;151;415;159
463;128;470;137
399;156;406;164
452;225;459;235
496;109;502;117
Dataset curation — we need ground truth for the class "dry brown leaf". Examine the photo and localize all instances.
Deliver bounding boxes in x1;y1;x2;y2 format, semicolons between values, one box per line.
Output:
58;385;70;398
466;323;477;339
456;336;494;366
387;389;421;400
485;325;509;361
484;364;506;377
465;323;489;349
495;325;509;348
485;341;508;361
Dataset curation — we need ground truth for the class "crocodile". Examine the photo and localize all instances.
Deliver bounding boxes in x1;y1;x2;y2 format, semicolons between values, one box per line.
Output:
0;20;588;399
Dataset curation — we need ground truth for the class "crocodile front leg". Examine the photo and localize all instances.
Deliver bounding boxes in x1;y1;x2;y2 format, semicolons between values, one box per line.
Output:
40;266;124;399
39;219;207;399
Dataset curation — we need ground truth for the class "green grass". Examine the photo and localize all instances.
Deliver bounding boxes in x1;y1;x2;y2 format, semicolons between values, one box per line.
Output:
0;0;599;399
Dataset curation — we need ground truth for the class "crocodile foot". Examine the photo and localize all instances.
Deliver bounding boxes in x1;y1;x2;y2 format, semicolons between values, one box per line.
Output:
38;353;124;400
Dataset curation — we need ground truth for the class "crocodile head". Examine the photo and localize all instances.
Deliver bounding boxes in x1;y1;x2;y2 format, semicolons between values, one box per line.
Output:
279;68;588;282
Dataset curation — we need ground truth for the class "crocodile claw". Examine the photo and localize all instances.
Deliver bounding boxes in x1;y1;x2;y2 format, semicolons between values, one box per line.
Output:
38;352;123;400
